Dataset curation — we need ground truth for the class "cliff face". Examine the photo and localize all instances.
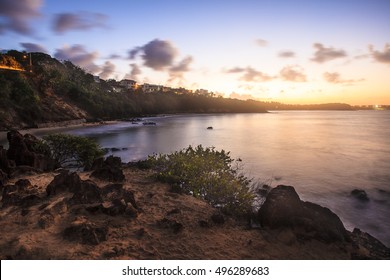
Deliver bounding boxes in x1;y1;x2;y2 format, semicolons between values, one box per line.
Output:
0;52;93;130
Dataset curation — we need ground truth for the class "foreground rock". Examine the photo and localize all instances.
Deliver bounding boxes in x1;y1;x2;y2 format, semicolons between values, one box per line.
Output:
6;130;57;172
2;179;42;208
0;131;57;182
90;156;125;182
258;185;349;243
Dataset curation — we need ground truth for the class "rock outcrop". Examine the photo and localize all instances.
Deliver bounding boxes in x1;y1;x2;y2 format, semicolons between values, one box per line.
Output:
2;179;42;208
258;185;349;243
6;130;57;172
90;156;125;182
0;130;57;181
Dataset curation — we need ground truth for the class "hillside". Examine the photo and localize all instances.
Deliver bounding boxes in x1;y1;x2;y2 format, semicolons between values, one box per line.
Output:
0;51;268;130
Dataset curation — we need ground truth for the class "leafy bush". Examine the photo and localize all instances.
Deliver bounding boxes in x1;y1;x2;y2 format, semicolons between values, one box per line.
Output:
37;133;104;169
146;145;254;216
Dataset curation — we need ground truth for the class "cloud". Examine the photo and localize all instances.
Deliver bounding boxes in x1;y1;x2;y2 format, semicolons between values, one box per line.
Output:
311;43;347;63
255;39;268;47
129;39;179;70
225;66;274;82
280;65;307;82
278;50;295;58
323;71;364;84
168;56;193;83
229;92;258;101
108;53;122;59
54;44;100;73
124;63;142;80
170;56;193;73
20;42;47;53
0;0;43;35
99;61;115;79
53;12;108;34
369;43;390;64
225;67;245;74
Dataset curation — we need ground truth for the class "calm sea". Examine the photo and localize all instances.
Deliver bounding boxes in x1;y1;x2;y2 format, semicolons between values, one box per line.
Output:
2;111;390;246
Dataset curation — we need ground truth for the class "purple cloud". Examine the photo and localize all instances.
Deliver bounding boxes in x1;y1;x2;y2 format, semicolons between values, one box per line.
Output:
53;12;108;34
0;0;43;35
54;44;100;74
255;38;268;47
311;43;347;63
369;44;390;64
169;56;193;82
124;63;141;80
99;61;116;79
129;39;179;70
278;50;295;58
280;65;307;82
20;42;47;53
323;72;364;84
225;66;274;82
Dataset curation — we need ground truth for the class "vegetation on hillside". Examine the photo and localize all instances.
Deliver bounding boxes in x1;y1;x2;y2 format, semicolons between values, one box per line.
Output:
144;145;254;216
0;50;268;130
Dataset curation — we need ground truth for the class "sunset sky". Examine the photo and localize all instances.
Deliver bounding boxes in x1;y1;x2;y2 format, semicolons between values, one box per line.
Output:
1;0;389;105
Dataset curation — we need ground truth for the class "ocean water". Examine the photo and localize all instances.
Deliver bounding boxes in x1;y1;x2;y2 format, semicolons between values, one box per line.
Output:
2;111;390;246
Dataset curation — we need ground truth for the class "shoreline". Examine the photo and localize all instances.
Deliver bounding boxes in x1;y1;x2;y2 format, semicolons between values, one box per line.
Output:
0;130;389;259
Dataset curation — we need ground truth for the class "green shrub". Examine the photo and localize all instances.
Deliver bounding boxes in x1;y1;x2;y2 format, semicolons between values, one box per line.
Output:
37;133;104;169
146;145;254;216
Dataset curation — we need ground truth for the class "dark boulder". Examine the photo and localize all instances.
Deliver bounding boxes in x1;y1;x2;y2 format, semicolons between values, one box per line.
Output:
91;156;125;182
5;131;57;172
46;170;83;196
6;130;32;166
101;199;128;216
258;185;349;243
46;171;103;204
90;157;104;171
2;179;41;208
63;220;108;245
6;130;56;172
351;189;369;202
83;183;138;217
69;180;102;205
101;183;137;209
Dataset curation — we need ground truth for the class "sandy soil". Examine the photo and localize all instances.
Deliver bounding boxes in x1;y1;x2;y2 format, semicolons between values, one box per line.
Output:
0;166;365;260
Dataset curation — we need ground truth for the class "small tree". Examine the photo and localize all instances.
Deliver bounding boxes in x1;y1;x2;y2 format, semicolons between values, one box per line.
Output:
146;145;254;216
38;133;104;169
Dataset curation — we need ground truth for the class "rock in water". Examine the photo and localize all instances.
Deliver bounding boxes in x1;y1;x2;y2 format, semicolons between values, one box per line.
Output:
258;185;349;243
351;189;369;201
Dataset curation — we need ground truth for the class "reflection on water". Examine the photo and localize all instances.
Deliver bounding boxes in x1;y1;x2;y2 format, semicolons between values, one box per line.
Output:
1;111;389;246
